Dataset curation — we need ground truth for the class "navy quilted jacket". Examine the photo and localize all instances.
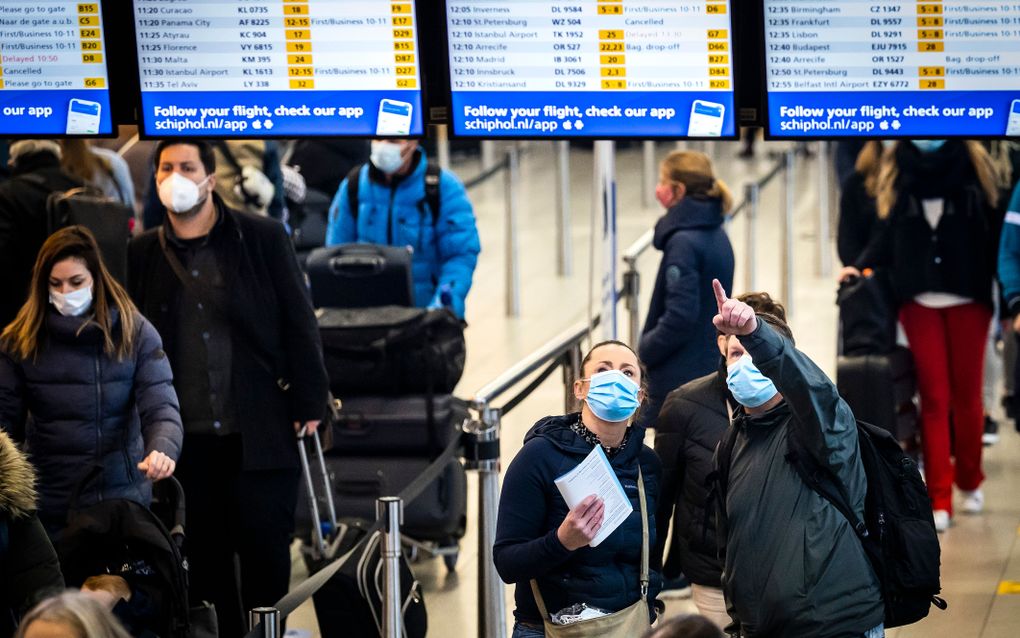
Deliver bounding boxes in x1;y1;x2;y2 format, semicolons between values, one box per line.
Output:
0;310;182;525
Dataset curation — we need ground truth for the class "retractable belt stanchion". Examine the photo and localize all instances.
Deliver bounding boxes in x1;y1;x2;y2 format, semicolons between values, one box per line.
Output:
465;404;506;638
782;149;796;315
556;140;573;277
817;141;833;278
249;608;280;638
642;140;656;209
481;140;497;171
744;181;760;293
436;123;451;170
377;497;404;638
505;145;521;317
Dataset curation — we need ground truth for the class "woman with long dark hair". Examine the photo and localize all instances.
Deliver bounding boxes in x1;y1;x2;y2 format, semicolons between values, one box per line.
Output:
0;226;182;537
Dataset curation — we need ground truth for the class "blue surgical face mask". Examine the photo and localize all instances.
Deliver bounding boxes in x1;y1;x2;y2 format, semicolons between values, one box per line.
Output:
583;370;641;423
370;141;405;174
912;139;946;154
726;354;778;408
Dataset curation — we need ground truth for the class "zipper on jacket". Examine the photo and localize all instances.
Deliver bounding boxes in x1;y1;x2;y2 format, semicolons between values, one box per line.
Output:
94;347;104;501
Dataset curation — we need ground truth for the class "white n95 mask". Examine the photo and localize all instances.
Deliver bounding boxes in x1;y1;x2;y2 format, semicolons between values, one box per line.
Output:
50;286;93;317
370;142;405;175
159;172;209;214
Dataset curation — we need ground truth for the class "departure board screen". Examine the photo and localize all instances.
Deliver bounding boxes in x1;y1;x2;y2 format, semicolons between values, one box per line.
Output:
133;0;424;137
763;0;1020;138
445;1;737;138
0;1;113;136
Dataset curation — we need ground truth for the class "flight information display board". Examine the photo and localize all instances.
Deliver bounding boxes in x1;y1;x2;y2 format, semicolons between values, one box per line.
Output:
445;1;737;138
763;0;1020;138
0;1;114;136
133;0;424;137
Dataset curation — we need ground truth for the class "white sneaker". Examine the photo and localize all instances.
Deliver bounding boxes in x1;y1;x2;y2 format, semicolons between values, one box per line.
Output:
933;510;951;533
961;489;984;514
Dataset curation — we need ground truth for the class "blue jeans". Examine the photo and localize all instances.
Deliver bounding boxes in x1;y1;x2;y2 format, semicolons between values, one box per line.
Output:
864;624;885;638
511;621;545;638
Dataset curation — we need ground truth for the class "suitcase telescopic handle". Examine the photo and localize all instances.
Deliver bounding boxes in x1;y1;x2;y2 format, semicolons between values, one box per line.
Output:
297;428;338;557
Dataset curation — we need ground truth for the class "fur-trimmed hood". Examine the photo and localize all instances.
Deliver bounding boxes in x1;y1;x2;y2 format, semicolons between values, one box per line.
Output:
0;430;36;519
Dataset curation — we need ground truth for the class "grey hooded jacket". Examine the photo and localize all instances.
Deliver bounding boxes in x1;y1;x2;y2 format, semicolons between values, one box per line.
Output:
720;320;884;637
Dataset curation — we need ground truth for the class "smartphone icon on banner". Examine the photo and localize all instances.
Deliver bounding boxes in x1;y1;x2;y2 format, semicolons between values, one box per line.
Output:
688;100;726;137
1007;99;1020;137
376;99;413;136
65;98;102;135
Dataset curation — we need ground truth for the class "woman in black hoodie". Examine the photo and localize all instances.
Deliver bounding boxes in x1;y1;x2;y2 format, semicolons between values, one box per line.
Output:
494;341;661;637
637;151;734;430
846;140;1000;532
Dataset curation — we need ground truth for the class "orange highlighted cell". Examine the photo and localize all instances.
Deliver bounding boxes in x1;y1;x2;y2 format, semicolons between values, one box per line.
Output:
920;79;945;89
396;78;417;88
601;79;627;89
598;30;624;40
288;54;312;65
600;67;626;77
710;79;731;89
918;41;945;52
290;79;314;89
288;66;314;77
706;3;727;14
287;42;312;52
709;42;729;51
600;54;625;64
84;77;105;88
77;3;98;14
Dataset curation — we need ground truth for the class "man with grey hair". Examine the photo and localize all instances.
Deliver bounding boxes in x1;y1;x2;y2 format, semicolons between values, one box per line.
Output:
0;140;82;326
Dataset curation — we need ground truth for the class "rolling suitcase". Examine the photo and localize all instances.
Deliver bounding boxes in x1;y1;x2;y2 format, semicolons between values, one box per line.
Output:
307;243;414;309
837;346;918;441
297;430;428;638
327;395;468;457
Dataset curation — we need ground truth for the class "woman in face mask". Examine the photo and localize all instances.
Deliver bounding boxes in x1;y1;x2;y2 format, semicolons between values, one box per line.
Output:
494;341;662;638
637;151;734;431
0;226;183;539
845;140;1001;532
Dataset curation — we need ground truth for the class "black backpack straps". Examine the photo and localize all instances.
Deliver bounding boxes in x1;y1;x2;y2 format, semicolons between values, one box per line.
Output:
424;159;441;225
784;424;869;538
704;415;740;558
345;163;363;221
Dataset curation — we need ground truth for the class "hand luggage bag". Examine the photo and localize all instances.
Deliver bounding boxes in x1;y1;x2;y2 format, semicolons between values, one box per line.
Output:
327;394;468;457
307;243;414;309
297;430;428;638
837;346;918;441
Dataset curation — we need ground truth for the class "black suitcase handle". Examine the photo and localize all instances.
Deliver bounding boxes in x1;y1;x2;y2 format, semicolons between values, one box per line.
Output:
330;254;386;277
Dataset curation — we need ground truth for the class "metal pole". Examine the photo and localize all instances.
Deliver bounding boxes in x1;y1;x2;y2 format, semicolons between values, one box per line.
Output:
744;181;759;293
436;124;451;170
782;149;796;315
556;141;573;277
817;141;833;278
642;141;656;209
477;407;506;638
481;140;497;171
562;344;583;412
505;146;521;317
624;262;641;347
248;608;280;638
377;497;403;638
593;140;618;340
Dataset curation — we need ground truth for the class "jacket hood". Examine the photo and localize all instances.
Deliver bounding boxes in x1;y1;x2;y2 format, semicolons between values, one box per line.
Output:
653;197;724;250
524;413;645;464
0;430;37;518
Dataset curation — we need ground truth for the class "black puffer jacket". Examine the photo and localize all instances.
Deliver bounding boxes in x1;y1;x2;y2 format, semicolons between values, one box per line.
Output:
0;430;64;638
654;370;729;586
0;310;182;527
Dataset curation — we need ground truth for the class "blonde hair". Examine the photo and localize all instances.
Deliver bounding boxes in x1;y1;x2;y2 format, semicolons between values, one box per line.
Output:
60;139;112;186
854;141;885;198
876;141;1000;219
1;226;138;362
660;151;734;214
15;591;133;638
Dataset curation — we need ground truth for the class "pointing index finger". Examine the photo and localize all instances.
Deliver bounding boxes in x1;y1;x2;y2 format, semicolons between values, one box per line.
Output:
712;279;729;311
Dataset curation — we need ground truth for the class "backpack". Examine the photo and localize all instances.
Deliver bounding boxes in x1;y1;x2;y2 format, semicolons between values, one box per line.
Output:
344;160;441;226
20;175;131;283
709;416;947;628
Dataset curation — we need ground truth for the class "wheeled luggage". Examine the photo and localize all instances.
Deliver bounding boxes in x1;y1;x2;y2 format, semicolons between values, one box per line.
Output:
307;243;414;309
327;394;468;457
837;272;898;356
836;346;918;441
297;430;428;638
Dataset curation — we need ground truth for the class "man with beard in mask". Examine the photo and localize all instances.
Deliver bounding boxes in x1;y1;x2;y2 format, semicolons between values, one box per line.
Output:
711;280;884;638
653;292;787;630
325;139;480;318
126;140;328;638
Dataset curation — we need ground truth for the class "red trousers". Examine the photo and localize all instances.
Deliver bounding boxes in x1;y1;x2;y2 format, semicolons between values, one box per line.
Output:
900;302;990;514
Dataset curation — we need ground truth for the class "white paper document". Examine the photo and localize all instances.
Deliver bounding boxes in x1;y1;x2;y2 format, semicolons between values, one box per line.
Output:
554;446;633;548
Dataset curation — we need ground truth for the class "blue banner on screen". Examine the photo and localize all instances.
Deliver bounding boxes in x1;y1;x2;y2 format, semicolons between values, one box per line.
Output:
133;0;425;138
0;91;113;136
445;1;737;139
769;91;1020;138
140;91;423;137
451;91;735;138
0;0;113;136
762;0;1020;139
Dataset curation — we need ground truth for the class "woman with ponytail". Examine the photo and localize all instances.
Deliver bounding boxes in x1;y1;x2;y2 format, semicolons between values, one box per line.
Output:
844;140;1001;532
636;151;734;429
